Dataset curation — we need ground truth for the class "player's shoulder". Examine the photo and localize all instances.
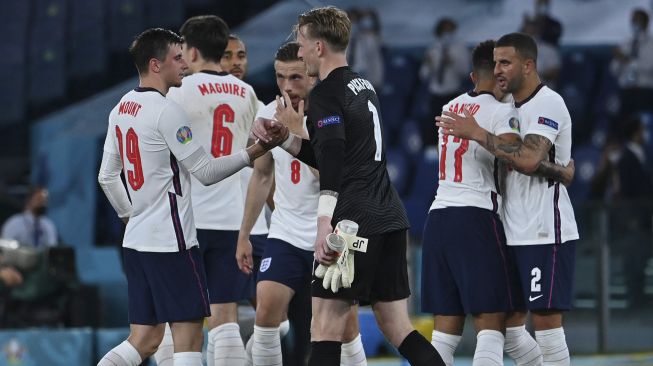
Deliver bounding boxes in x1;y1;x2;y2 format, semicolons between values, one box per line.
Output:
534;85;566;107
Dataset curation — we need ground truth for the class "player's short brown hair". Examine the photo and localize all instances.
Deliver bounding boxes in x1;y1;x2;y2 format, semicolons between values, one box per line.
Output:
275;42;300;62
296;6;351;52
129;28;182;75
496;32;538;63
179;15;230;62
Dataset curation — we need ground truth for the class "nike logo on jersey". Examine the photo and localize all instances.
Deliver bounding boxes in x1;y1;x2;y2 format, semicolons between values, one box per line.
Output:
529;294;544;302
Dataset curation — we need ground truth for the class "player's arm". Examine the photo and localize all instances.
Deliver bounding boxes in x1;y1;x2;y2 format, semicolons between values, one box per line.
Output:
97;122;132;223
436;108;574;185
236;152;274;274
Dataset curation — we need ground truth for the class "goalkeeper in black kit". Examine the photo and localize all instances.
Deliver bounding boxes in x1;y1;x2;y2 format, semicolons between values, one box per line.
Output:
252;6;445;366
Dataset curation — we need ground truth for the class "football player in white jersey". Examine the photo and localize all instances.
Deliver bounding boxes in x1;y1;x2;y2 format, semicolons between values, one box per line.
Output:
154;16;260;366
422;40;522;366
97;28;276;366
236;42;366;366
437;32;578;366
221;33;272;296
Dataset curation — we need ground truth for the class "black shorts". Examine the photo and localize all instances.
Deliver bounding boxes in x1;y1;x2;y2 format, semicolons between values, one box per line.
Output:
311;229;410;304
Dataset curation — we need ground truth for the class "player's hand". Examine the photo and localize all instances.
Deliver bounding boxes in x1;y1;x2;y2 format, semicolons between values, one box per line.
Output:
274;91;305;135
561;159;575;187
314;216;336;265
435;107;484;142
236;237;254;275
252;117;289;150
0;266;23;287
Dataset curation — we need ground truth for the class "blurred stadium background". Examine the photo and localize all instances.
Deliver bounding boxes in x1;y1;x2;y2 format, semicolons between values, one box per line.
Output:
0;0;652;364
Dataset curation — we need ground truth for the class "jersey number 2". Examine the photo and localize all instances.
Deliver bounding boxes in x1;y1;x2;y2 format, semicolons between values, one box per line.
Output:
212;104;234;157
439;135;469;182
116;126;144;190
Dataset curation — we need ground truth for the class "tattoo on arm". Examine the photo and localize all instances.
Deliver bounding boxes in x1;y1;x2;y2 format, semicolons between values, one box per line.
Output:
534;160;566;182
480;132;523;159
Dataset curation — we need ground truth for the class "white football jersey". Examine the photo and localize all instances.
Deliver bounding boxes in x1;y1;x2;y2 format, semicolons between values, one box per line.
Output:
431;91;518;212
103;88;200;252
502;85;579;245
168;71;258;230
240;166;269;235
257;102;319;251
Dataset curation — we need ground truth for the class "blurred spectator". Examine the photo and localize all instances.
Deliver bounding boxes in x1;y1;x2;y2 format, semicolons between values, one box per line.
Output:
419;18;469;146
0;263;23;289
611;8;653;114
588;137;622;202
348;8;384;90
522;18;561;89
616;116;653;307
1;187;58;248
532;0;563;46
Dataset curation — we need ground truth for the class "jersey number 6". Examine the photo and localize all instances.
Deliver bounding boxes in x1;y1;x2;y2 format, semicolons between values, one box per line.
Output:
212;104;235;157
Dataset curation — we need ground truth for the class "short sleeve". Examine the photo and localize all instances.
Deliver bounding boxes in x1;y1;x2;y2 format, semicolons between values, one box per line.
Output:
492;103;521;137
524;96;570;143
308;91;345;143
158;102;201;161
255;101;277;120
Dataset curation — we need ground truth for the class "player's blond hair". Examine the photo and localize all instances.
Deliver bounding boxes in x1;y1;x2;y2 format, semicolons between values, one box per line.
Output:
296;6;351;53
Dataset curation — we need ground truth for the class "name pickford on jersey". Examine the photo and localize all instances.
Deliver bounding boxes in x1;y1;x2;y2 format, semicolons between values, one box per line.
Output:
307;67;409;236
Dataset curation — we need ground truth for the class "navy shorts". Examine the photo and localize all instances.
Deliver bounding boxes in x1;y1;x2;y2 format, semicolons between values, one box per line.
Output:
123;246;210;325
512;241;576;311
256;238;314;293
250;234;268;284
312;229;411;304
197;229;254;303
421;207;522;315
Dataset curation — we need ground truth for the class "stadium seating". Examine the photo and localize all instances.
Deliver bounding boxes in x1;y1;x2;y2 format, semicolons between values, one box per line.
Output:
386;148;410;197
144;0;185;28
399;119;424;159
403;151;439;237
27;0;67;106
567;143;602;206
107;0;145;52
68;0;107;80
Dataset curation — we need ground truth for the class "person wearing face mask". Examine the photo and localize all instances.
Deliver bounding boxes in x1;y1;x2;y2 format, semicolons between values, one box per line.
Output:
611;8;653;114
349;9;384;91
532;0;563;46
419;18;470;147
1;186;58;248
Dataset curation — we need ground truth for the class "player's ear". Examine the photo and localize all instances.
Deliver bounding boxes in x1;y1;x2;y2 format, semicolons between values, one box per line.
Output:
469;71;476;85
191;47;199;63
316;40;325;57
149;58;161;74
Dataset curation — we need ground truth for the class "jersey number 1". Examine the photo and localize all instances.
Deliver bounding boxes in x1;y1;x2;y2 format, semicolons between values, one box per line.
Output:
212;104;235;157
439;135;469;182
367;101;382;161
116;126;144;190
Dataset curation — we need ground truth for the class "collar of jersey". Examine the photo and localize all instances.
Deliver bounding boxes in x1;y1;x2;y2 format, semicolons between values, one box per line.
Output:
514;83;545;108
467;90;495;98
134;86;164;97
199;70;229;76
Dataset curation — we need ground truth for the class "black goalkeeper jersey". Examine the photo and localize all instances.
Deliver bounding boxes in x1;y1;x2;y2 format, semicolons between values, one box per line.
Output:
306;66;409;236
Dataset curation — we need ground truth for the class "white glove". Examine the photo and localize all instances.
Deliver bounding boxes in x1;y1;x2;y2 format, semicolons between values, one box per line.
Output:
314;221;368;293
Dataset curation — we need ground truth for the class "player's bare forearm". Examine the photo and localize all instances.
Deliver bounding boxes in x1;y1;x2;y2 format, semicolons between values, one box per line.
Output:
532;159;575;186
479;132;550;174
238;152;274;241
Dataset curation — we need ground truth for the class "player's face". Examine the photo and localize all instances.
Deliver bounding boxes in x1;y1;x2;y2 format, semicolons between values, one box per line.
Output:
493;46;524;94
296;26;319;77
160;43;187;88
221;39;248;79
274;60;313;110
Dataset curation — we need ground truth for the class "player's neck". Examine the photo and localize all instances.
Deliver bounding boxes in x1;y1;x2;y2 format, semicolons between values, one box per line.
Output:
139;76;170;96
319;54;348;81
513;75;542;103
191;60;223;74
474;80;495;97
